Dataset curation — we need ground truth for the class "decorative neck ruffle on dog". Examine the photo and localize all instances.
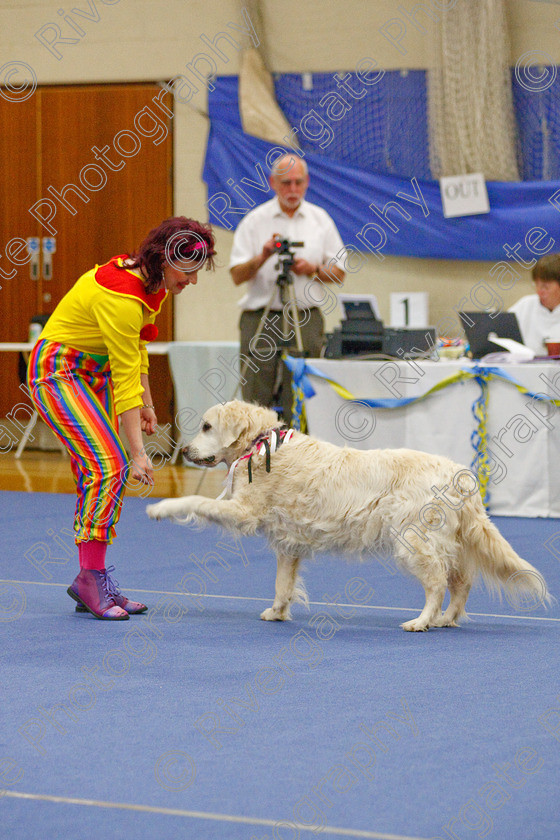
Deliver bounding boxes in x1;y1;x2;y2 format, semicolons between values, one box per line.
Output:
217;428;295;500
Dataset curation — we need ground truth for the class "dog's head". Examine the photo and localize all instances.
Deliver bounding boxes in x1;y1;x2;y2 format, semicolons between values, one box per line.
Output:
184;400;281;467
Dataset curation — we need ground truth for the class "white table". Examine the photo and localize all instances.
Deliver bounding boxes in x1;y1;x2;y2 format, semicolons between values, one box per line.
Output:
0;343;40;353
0;342;70;458
166;341;240;462
0;341;240;461
303;358;560;517
0;342;173;458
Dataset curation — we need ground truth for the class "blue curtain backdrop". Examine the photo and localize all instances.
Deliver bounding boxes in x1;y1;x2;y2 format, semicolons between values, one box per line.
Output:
203;74;560;262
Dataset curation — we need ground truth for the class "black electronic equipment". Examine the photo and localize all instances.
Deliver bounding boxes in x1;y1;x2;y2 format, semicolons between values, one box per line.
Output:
459;311;523;359
272;236;304;276
382;327;437;358
324;295;439;359
324;300;384;358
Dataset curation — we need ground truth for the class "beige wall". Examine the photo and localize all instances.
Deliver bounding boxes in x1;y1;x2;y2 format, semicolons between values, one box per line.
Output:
3;0;558;342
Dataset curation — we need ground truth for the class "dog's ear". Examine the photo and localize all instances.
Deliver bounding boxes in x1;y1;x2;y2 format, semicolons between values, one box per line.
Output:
218;401;279;450
221;417;247;449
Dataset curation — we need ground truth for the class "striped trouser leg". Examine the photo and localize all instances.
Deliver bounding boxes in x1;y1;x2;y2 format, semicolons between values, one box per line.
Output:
27;340;130;544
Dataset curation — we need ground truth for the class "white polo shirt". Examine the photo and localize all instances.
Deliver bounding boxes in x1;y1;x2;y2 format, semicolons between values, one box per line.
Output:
229;197;345;311
509;294;560;354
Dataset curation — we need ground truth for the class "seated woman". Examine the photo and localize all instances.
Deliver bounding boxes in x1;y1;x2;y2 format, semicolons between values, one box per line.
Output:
509;253;560;354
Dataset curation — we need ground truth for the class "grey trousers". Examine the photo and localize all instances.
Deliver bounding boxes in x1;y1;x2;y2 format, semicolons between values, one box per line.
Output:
239;306;324;425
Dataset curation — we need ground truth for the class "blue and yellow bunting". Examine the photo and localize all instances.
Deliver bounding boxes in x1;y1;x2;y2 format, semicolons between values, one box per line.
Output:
284;356;560;510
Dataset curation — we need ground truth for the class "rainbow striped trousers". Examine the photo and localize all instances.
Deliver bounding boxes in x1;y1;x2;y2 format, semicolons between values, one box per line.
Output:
27;339;129;544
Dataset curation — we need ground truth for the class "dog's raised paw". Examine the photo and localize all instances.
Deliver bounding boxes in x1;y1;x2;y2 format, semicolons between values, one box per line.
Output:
146;500;176;520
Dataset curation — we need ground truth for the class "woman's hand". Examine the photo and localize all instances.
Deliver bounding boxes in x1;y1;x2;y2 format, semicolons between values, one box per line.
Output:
130;448;154;486
140;406;157;435
121;406;155;486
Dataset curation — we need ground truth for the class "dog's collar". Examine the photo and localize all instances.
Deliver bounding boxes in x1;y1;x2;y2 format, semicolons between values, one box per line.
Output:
247;428;294;482
217;427;294;499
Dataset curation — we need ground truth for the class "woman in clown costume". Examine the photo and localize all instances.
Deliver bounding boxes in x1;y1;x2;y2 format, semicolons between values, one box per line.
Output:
27;217;215;620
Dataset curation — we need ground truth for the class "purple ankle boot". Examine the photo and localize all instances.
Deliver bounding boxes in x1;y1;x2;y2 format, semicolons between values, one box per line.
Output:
71;567;147;617
67;568;129;620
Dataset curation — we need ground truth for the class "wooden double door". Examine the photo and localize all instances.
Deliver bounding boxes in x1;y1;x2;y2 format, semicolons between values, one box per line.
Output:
0;83;174;423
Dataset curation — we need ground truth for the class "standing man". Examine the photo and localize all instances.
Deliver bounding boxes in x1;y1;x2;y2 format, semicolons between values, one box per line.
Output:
229;154;345;424
509;253;560;354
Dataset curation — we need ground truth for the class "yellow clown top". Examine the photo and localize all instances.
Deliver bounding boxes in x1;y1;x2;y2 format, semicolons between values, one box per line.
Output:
39;256;168;414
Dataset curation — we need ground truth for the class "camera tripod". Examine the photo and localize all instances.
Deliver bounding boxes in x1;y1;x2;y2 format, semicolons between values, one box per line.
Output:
194;238;308;493
237;237;306;409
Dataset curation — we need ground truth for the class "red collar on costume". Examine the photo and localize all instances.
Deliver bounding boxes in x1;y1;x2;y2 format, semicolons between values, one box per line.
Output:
217;427;295;499
94;255;167;314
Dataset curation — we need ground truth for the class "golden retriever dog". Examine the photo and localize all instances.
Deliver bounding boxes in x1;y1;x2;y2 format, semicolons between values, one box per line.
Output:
146;400;550;631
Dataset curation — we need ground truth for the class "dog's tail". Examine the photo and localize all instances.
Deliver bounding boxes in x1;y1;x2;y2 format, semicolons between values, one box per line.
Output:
463;503;552;611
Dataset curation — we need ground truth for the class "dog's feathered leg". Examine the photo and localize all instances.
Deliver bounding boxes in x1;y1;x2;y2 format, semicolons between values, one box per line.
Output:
261;554;303;621
432;569;473;627
401;563;448;632
146;497;259;535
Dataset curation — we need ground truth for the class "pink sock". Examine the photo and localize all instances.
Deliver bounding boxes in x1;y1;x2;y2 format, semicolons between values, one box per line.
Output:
78;540;107;571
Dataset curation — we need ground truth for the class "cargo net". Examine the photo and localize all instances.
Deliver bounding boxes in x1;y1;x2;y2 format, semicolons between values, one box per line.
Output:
273;70;432;179
513;64;560;181
427;0;519;181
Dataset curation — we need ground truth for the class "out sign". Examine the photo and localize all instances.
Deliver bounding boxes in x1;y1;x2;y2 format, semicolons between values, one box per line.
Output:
439;173;490;218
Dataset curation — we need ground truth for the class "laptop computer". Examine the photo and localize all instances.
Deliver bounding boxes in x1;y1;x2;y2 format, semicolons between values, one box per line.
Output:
459;311;524;359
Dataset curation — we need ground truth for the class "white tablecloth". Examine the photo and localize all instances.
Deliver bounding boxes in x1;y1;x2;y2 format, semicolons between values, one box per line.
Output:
303;358;560;518
167;341;240;443
0;341;239;460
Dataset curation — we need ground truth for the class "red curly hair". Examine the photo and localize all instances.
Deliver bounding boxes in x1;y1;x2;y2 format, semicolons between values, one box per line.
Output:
122;216;216;293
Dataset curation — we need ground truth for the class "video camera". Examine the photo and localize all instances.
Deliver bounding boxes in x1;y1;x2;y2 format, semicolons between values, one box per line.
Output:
273;236;304;272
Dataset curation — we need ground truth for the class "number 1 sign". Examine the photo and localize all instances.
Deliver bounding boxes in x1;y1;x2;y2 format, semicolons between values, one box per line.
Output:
390;292;429;328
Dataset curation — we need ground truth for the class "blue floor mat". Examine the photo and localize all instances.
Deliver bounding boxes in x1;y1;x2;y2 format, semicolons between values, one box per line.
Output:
1;491;559;840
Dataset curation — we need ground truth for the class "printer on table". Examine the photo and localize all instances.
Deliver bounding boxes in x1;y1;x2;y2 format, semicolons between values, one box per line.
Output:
324;295;436;359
